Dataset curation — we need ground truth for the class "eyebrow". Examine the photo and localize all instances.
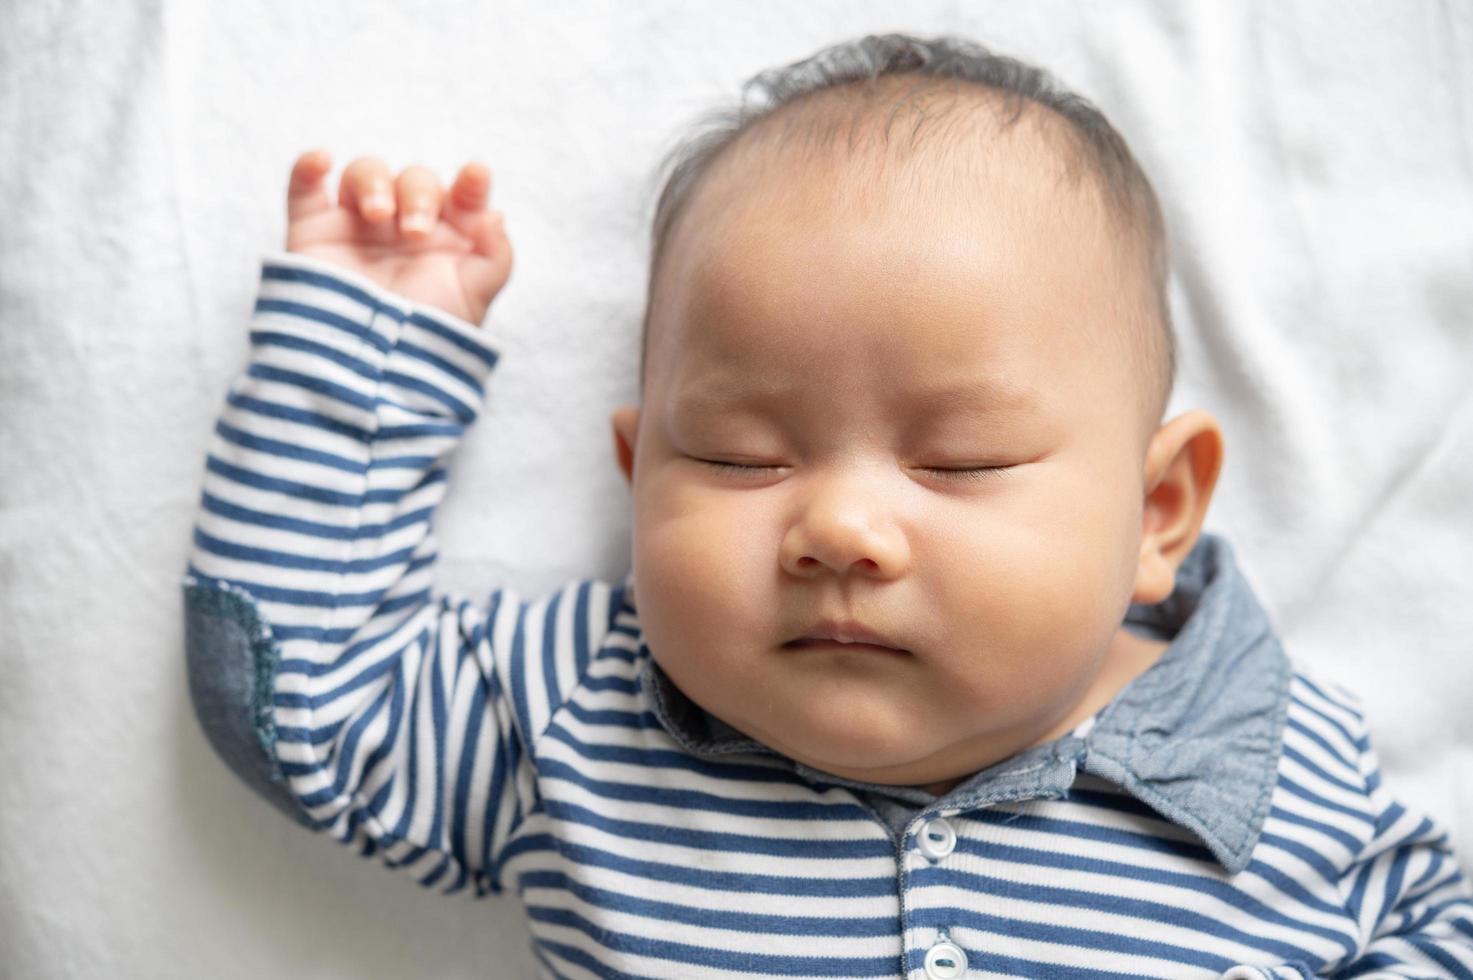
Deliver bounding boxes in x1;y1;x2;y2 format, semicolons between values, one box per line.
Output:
905;377;1040;416
668;377;790;416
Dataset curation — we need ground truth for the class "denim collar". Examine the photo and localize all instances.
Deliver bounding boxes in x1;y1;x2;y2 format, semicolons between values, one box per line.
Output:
632;534;1290;874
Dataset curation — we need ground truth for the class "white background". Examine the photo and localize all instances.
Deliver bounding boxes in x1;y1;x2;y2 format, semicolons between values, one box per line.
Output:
1;1;1470;977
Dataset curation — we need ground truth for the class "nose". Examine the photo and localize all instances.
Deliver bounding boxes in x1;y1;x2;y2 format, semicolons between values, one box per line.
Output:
779;468;910;580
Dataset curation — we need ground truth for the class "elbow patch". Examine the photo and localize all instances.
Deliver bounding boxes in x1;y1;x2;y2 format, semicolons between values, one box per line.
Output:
182;576;310;826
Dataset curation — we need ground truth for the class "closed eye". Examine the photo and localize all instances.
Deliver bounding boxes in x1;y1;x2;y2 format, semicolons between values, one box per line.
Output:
692;458;786;477
919;465;1013;483
694;457;1013;483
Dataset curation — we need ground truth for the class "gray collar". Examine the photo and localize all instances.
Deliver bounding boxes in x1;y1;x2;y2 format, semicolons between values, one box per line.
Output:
632;534;1290;875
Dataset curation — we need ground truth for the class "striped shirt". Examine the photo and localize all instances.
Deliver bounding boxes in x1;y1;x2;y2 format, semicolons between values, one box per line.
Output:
182;252;1473;979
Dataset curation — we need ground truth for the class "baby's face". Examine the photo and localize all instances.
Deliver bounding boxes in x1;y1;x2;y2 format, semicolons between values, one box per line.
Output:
613;129;1170;790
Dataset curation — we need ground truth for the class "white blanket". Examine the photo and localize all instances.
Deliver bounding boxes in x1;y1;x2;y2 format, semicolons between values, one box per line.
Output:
1;2;1468;976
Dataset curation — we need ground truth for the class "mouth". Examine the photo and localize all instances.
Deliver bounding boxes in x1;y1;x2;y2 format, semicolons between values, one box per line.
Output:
784;638;910;655
784;620;910;655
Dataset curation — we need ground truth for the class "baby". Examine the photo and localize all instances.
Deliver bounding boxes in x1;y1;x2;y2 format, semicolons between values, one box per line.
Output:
182;33;1473;979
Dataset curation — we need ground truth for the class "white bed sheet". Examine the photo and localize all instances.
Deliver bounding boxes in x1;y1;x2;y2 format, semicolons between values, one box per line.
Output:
1;1;1469;977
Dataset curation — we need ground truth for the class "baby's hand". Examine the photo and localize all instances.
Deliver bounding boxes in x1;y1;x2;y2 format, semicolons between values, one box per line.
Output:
284;149;513;326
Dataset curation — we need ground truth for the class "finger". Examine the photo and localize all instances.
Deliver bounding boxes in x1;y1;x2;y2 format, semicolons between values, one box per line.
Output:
286;149;334;222
444;161;492;215
395;165;443;240
456;207;508;262
459;210;514;316
339;156;395;223
442;162;501;243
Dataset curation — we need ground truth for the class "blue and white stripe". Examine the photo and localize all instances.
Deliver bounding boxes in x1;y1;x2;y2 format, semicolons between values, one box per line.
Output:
185;253;1473;979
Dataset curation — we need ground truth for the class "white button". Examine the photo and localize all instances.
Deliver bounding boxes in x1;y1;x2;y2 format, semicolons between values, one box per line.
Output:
924;940;969;979
917;817;957;861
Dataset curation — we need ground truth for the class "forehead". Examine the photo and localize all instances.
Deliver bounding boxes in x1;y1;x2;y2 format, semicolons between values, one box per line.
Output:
645;115;1127;404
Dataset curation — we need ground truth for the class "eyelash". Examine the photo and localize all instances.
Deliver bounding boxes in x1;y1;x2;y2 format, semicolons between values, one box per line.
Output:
923;465;1011;483
693;459;1012;482
699;460;778;477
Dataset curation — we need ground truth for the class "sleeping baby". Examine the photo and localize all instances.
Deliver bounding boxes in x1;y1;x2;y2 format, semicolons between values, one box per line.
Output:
182;32;1473;978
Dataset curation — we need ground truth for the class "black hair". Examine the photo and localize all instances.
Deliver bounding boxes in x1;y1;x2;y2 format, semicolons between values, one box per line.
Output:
641;32;1176;421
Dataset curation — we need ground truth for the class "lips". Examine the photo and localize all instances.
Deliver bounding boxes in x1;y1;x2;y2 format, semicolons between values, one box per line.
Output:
785;619;909;653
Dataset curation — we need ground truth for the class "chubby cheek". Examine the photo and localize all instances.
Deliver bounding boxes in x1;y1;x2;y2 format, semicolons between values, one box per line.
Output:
629;464;777;679
928;464;1140;712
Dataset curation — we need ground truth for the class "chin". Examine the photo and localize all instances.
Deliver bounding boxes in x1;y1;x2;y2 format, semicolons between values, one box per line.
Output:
797;748;947;787
755;715;941;782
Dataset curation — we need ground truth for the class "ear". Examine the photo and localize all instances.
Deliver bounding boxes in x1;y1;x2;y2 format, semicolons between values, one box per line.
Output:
1133;410;1225;604
610;406;640;485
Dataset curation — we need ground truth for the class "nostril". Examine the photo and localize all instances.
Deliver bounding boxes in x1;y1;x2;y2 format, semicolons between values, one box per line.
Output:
856;558;879;571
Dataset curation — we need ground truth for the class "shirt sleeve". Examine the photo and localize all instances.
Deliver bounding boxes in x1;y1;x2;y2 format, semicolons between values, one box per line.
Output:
181;252;620;898
1221;716;1473;980
1321;726;1473;978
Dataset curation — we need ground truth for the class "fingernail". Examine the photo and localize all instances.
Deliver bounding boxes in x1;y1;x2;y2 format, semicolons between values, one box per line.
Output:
363;193;393;218
401;212;432;234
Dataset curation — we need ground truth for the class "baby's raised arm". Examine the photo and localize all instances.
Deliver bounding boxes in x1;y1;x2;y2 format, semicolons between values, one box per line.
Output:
181;152;621;898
